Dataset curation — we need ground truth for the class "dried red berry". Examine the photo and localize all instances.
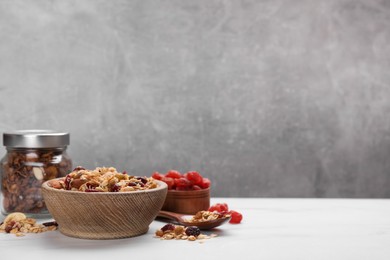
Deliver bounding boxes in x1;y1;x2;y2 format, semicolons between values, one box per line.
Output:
162;177;175;190
201;178;211;189
5;225;13;233
185;226;200;237
186;171;203;185
229;210;243;224
166;170;182;179
161;223;175;232
152;172;164;180
175;177;191;189
64;175;72;190
111;184;121;192
209;203;229;214
136;177;148;184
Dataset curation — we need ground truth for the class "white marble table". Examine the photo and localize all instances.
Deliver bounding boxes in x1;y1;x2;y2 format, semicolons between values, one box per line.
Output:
1;198;389;260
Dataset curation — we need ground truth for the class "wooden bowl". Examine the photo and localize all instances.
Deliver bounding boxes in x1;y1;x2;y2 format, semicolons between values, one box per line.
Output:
41;179;167;239
162;188;210;214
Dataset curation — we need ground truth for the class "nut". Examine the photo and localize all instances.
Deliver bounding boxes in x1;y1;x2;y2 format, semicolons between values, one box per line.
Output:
33;167;44;180
4;212;26;224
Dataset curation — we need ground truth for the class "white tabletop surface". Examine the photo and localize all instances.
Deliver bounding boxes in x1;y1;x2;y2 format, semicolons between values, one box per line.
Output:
1;198;389;260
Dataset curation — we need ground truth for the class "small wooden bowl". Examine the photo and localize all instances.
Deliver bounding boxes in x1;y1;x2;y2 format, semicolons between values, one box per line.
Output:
162;188;210;214
41;179;167;239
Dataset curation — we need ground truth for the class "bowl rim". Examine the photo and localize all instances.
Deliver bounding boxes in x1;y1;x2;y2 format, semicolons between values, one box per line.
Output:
42;178;168;195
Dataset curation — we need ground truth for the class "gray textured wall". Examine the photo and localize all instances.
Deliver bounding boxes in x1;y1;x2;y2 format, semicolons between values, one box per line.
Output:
0;0;390;198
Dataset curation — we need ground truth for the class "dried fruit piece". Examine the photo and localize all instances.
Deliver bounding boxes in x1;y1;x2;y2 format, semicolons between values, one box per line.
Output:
136;177;148;184
42;221;58;227
152;172;164;180
201;178;211;189
174;178;191;189
229;210;243;224
161;223;175;232
208;203;229;214
161;177;175;190
166;170;182;179
111;184;121;192
185;226;200;237
186;171;203;185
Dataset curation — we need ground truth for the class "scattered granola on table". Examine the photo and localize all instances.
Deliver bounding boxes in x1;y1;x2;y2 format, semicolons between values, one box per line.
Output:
48;166;158;192
154;223;217;242
0;212;58;237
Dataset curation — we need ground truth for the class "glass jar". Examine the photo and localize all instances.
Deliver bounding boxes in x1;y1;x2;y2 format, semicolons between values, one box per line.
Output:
1;130;72;217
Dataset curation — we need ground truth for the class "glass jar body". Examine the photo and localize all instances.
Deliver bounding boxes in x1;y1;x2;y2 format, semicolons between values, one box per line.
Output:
0;147;72;217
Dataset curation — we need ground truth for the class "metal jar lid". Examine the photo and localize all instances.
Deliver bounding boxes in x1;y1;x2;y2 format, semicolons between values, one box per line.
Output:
3;130;70;148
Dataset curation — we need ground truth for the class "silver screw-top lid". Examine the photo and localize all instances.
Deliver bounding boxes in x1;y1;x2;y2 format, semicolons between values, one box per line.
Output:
3;130;70;148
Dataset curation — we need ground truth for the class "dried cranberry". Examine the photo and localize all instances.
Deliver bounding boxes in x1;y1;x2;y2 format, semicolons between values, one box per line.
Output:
152;172;164;180
192;185;202;190
161;177;175;190
185;171;203;185
229;210;243;224
185;226;200;237
136;177;148;184
5;221;15;233
209;203;229;214
111;184;121;192
122;170;127;175
64;175;72;190
128;182;137;186
161;223;175;232
201;178;211;189
166;170;182;179
175;178;191;189
5;225;13;233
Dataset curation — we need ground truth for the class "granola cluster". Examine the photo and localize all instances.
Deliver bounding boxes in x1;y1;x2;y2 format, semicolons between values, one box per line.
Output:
0;212;57;237
48;166;158;192
186;210;230;223
155;223;217;242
